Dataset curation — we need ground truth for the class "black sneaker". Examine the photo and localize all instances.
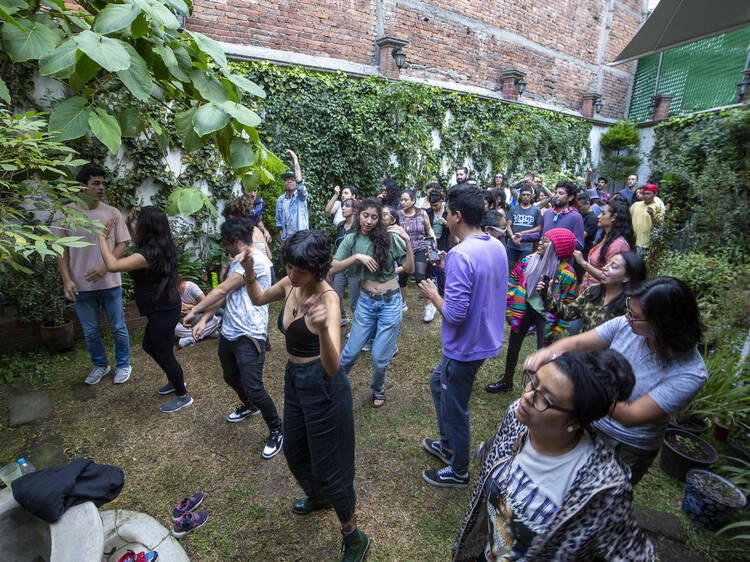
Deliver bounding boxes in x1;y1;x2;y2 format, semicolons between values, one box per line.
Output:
485;380;513;393
422;466;470;488
262;429;283;459
227;404;261;423
160;393;194;413
422;437;451;465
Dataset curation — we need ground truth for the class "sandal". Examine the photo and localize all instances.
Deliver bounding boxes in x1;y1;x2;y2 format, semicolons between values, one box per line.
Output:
371;393;386;408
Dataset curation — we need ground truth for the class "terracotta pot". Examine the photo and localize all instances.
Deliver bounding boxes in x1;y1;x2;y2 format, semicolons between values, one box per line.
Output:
39;320;74;352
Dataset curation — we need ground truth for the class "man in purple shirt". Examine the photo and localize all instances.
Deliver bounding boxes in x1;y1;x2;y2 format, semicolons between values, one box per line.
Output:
417;185;508;488
512;180;585;250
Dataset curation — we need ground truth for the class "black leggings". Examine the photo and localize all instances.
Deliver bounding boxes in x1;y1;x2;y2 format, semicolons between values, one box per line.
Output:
501;307;547;384
143;307;186;395
398;247;428;287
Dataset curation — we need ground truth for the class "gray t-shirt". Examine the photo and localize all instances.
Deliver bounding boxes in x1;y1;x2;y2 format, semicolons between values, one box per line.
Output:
593;316;708;451
221;251;272;342
508;204;541;252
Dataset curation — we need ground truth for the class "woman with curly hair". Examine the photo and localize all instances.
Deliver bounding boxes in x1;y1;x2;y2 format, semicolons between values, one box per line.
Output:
575;200;634;290
330;197;414;408
378;178;401;208
98;206;191;413
237;230;371;561
454;350;653;561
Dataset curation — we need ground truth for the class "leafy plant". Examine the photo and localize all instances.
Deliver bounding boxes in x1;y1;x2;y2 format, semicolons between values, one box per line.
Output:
0;255;72;325
688;344;750;427
0;0;281;217
597;120;641;188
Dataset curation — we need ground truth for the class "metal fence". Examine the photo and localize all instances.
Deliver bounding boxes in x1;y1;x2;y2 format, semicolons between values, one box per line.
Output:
628;27;750;122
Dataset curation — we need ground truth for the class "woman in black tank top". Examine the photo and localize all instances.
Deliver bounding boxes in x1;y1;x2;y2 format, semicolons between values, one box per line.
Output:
238;230;370;561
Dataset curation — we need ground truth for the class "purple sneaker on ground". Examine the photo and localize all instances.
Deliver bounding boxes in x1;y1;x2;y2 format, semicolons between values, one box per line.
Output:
171;492;203;522
172;510;208;538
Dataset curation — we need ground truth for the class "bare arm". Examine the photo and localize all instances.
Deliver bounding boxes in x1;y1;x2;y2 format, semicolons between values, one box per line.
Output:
574;250;603;281
185;274;244;320
57;248;77;301
286;149;302;182
99;221;147;272
610;395;668;428
305;292;341;376
523;329;608;371
423;210;438;246
325;187;340;214
391;225;414;274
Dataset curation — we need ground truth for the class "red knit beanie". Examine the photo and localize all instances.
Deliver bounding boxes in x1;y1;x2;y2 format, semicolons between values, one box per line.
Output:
545;228;576;260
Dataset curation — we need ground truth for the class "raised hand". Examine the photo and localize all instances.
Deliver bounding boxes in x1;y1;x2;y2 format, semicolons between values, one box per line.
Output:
573;249;585;266
126;208;137;225
234;247;255;275
356;253;379;272
100;218;115;239
387;224;410;244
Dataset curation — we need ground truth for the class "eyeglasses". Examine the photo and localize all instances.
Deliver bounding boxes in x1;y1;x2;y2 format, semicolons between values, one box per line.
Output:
625;296;648;323
521;370;576;414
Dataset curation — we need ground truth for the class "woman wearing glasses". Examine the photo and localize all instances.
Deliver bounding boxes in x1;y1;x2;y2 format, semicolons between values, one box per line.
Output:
453;350;653;561
524;277;708;484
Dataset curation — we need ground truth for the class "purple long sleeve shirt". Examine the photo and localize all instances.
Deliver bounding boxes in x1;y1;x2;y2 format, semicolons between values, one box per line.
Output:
441;234;508;361
521;207;585;250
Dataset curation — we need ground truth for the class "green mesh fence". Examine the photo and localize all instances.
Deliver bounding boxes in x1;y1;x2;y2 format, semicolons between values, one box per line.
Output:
629;27;750;122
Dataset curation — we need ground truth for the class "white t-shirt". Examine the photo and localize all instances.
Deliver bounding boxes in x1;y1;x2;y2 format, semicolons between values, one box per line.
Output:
221;250;272;342
485;432;594;561
331;200;345;227
179;281;203;304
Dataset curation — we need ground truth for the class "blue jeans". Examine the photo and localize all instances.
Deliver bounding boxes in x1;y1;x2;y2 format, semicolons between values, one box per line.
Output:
74;287;130;368
332;270;360;318
340;290;402;395
430;355;485;474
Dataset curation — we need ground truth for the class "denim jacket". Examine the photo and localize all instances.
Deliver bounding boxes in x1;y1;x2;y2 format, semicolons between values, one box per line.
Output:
275;181;309;240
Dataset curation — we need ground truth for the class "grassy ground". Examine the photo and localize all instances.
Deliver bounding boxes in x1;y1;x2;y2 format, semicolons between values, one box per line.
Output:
0;290;742;560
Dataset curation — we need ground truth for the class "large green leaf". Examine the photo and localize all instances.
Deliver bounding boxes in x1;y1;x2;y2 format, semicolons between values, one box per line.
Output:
39;37;78;76
191;70;228;103
134;0;179;29
189;30;227;67
88;107;122;155
230;138;255;171
93;3;141;35
117;44;153;101
0;77;10;104
163;0;189;17
0;0;27;16
75;30;130;72
68;53;101;91
223;72;266;99
174;106;202;151
48;96;91;140
2;16;61;62
154;44;189;81
130;12;148;39
177;188;203;216
117;107;145;137
222;101;260;127
193;103;229;136
242;170;262;192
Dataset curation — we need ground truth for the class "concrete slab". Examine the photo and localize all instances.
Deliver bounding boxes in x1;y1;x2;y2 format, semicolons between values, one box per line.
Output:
8;392;51;426
634;505;686;542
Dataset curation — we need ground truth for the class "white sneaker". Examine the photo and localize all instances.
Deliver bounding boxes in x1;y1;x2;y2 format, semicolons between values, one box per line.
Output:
114;365;132;384
423;303;437;323
402;303;408;312
178;337;196;348
85;365;110;385
262;429;284;459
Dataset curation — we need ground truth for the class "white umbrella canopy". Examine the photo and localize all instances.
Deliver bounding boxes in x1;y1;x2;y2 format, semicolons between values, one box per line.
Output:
611;0;750;65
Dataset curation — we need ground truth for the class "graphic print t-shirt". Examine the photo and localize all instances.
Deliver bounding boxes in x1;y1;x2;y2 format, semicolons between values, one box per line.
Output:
485;432;594;561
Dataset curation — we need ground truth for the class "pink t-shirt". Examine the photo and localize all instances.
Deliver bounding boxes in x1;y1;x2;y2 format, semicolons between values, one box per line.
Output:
582;236;630;289
54;202;130;291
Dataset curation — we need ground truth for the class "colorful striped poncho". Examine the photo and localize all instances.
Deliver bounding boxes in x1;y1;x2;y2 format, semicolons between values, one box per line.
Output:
506;255;578;344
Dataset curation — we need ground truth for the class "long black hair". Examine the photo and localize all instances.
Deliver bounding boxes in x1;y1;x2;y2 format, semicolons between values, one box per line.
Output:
599;201;635;259
358;197;390;272
627;276;704;365
552;350;635;433
134;206;179;302
582;251;646;315
381;178;401;207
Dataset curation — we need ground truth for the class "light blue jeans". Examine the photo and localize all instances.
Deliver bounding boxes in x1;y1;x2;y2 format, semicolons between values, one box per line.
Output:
74;286;130;368
340;290;402;395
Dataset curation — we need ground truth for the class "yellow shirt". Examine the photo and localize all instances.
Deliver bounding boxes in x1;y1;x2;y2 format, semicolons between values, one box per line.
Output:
630;201;663;248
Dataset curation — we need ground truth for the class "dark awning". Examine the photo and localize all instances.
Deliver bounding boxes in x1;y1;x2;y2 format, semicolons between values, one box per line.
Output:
611;0;750;65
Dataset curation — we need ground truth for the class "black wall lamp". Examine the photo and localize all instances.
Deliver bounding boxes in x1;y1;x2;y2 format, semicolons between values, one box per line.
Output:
392;47;406;69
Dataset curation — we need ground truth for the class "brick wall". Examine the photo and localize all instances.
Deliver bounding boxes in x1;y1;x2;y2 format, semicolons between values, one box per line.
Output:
188;0;644;119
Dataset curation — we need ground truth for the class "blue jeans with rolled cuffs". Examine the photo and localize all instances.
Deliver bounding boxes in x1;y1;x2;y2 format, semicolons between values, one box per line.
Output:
283;359;356;523
340;289;402;395
430;355;485;475
74;286;130;368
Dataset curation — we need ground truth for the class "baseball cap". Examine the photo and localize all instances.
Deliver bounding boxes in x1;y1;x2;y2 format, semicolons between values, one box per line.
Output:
281;171;295;180
642;184;658;194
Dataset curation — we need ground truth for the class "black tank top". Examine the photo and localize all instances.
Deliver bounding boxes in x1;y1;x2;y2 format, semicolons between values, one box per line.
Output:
278;289;335;357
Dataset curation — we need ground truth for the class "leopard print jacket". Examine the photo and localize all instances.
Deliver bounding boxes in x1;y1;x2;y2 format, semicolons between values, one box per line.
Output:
452;401;655;562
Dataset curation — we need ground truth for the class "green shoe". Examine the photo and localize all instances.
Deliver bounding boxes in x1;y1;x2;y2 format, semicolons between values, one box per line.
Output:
340;528;370;562
292;496;332;515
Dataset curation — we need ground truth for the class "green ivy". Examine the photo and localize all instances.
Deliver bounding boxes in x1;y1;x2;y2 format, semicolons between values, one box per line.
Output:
598;120;641;188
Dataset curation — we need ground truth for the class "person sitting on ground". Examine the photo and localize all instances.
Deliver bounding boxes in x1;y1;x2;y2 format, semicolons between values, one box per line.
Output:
542;252;646;333
174;277;219;348
453;350;654;561
524;277;708;484
485;228;578;394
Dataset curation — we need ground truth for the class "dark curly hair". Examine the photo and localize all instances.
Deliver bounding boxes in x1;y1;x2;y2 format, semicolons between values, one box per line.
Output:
134;206;179;302
627;277;704;366
381;178;401;207
599;201;635;260
282;230;331;281
552;350;635;433
358;197;391;272
76;166;106;185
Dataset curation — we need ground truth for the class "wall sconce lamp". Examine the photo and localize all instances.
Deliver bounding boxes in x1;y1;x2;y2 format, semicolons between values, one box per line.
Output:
391;47;406;69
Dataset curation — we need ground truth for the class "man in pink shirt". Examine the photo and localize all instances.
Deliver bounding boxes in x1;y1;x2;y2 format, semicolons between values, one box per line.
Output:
55;167;132;385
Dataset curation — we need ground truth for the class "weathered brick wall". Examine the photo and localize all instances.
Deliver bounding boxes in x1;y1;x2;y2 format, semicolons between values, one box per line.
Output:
188;0;643;118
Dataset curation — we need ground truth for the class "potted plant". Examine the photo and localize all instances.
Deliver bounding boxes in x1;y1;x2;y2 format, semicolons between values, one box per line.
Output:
660;428;718;481
727;420;750;463
682;468;747;530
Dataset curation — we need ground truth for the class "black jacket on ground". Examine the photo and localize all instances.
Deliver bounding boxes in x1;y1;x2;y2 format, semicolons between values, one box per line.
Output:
11;457;124;522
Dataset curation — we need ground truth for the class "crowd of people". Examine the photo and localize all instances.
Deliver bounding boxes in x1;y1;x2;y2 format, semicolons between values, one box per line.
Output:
52;159;706;561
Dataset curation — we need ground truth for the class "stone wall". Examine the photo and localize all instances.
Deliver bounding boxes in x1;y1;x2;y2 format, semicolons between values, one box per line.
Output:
187;0;645;119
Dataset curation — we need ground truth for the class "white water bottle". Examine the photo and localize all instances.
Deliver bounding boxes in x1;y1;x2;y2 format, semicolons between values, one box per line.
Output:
17;458;36;474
